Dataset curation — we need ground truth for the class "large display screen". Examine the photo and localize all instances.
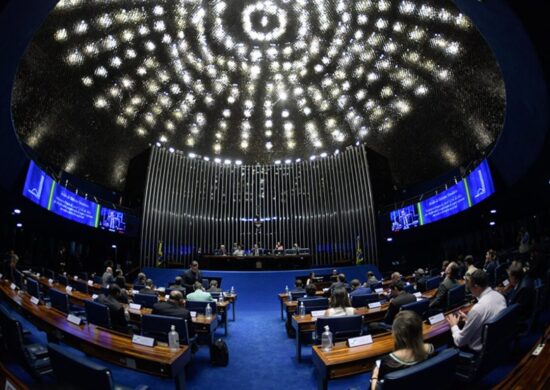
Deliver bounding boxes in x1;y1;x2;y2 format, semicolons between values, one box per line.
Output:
388;160;495;230
22;161;54;208
99;207;126;233
419;181;470;225
390;204;420;232
22;161;128;233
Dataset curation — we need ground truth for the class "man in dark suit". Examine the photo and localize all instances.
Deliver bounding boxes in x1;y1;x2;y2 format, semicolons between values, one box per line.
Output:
169;276;186;294
152;290;195;337
95;284;129;333
330;274;348;295
483;249;498;287
139;279;158;296
349;279;371;296
502;261;534;324
182;261;202;292
370;280;415;332
291;279;305;294
301;283;318;300
429;262;459;309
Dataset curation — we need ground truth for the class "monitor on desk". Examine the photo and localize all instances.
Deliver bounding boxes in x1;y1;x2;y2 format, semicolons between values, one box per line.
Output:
274;249;284;255
298;248;310;254
285;249;297;255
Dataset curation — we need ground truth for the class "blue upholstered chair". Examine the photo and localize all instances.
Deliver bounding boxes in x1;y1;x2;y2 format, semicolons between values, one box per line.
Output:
403;283;416;294
133;293;158;309
84;300;111;329
56;274;69;286
186;300;217;315
314;315;364;343
49;289;70;314
141;314;194;345
446;284;466;310
425;276;443;291
47;343;149;390
296;297;329;314
72;279;90;294
400;299;431;320
26;277;42;300
351;293;381;308
290;291;306;300
380;348;459;389
455;303;520;383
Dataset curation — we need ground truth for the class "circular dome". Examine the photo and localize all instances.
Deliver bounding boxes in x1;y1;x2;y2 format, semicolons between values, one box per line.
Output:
11;0;505;190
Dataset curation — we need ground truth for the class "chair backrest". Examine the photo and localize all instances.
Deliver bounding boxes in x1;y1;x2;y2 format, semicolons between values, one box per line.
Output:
92;275;103;285
4;315;31;365
57;274;68;286
297;297;329;314
45;269;56;280
73;280;89;294
447;284;466;309
13;270;24;288
186;300;217;315
201;278;209;289
482;303;519;356
85;300;111;329
78;272;89;280
426;276;443;291
141;314;190;345
210;292;221;300
291;291;307;299
26;277;41;300
382;348;459;390
403;284;416;294
133;293;158;308
133;284;146;291
351;293;380;308
400;299;431;320
49;289;70;314
315;315;363;342
48;343;115;390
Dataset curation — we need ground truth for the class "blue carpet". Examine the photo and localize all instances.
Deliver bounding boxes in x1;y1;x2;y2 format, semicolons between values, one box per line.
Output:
2;265;547;390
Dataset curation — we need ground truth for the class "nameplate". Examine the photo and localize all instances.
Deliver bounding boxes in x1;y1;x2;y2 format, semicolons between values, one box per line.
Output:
10;283;17;290
428;313;445;325
347;334;373;348
92;294;98;300
132;335;155;347
129;303;141;310
157;287;166;292
502;279;510;287
413;292;422;298
36;273;40;278
74;276;78;280
322;288;329;292
190;311;197;318
311;310;325;318
375;288;384;294
48;279;54;285
0;273;3;279
368;302;381;309
30;296;40;305
67;314;82;325
132;290;139;295
65;286;73;293
165;295;170;300
88;280;94;286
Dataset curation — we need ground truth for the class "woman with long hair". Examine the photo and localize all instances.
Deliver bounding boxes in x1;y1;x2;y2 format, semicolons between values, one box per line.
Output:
370;310;434;389
324;287;355;316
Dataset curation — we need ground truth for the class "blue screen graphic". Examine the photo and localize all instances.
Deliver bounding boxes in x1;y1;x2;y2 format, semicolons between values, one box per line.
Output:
466;160;495;206
99;207;126;233
420;181;470;225
48;183;99;227
22;161;54;208
390;205;420;232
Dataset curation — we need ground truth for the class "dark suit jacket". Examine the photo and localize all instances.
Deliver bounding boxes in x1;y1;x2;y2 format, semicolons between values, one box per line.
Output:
182;269;202;292
505;276;535;322
429;277;458;309
139;287;158;296
384;292;416;324
484;261;497;286
152;301;195;337
95;294;128;332
350;286;371;296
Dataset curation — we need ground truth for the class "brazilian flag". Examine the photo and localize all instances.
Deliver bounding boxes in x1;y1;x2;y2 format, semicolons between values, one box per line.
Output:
356;236;364;265
156;240;164;267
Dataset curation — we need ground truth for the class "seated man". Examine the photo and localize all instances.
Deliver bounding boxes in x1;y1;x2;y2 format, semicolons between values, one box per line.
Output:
291;279;305;294
370;280;416;332
169;276;186;293
95;284;129;333
301;283;318;300
207;279;221;293
134;272;147;286
330;273;348;295
390;272;402;283
446;270;506;353
349;279;371;296
139;279;158;296
186;282;214;302
429;262;459;309
414;268;428;292
501;261;534;325
364;271;379;288
152;290;195;337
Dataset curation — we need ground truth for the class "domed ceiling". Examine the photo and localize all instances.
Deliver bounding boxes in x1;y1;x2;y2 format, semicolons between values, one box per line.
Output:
12;0;505;191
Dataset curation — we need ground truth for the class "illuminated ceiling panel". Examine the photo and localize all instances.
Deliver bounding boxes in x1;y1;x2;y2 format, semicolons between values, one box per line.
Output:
12;0;505;190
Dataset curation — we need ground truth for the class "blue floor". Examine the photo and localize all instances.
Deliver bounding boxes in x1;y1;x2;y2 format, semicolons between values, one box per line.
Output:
2;265;548;390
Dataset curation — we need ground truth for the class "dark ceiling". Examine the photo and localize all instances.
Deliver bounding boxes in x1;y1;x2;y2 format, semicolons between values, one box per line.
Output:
11;0;505;191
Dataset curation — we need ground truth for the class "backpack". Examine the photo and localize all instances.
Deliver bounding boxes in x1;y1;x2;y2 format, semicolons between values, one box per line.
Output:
210;338;229;366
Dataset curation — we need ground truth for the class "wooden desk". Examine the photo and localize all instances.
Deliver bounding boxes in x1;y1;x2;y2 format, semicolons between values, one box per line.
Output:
493;325;550;390
0;362;29;390
0;281;191;390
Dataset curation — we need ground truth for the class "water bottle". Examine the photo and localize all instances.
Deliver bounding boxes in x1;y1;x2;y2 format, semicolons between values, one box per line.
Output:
218;293;224;303
168;325;179;349
285;285;289;294
288;290;292;301
299;302;305;317
230;286;235;295
321;325;333;352
205;303;212;319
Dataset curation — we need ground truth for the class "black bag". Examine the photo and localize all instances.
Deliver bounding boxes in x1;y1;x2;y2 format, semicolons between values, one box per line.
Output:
210;338;229;366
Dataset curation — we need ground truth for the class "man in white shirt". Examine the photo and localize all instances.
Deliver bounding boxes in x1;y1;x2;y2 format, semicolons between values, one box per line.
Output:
446;269;506;352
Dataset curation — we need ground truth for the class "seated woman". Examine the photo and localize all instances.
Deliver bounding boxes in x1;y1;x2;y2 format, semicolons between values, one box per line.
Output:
324;287;356;317
370;310;434;389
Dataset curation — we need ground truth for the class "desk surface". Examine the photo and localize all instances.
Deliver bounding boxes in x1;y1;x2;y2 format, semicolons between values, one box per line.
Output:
0;281;190;377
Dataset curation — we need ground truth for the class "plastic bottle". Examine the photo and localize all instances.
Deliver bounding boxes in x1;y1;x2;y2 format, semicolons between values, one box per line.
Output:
299;302;305;317
285;285;289;294
218;292;224;303
230;286;235;295
168;325;179;349
205;303;212;319
321;325;333;352
288;290;292;301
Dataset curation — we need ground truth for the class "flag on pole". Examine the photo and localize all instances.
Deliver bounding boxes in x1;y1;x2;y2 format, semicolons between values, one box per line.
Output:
356;236;364;265
156;240;164;267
